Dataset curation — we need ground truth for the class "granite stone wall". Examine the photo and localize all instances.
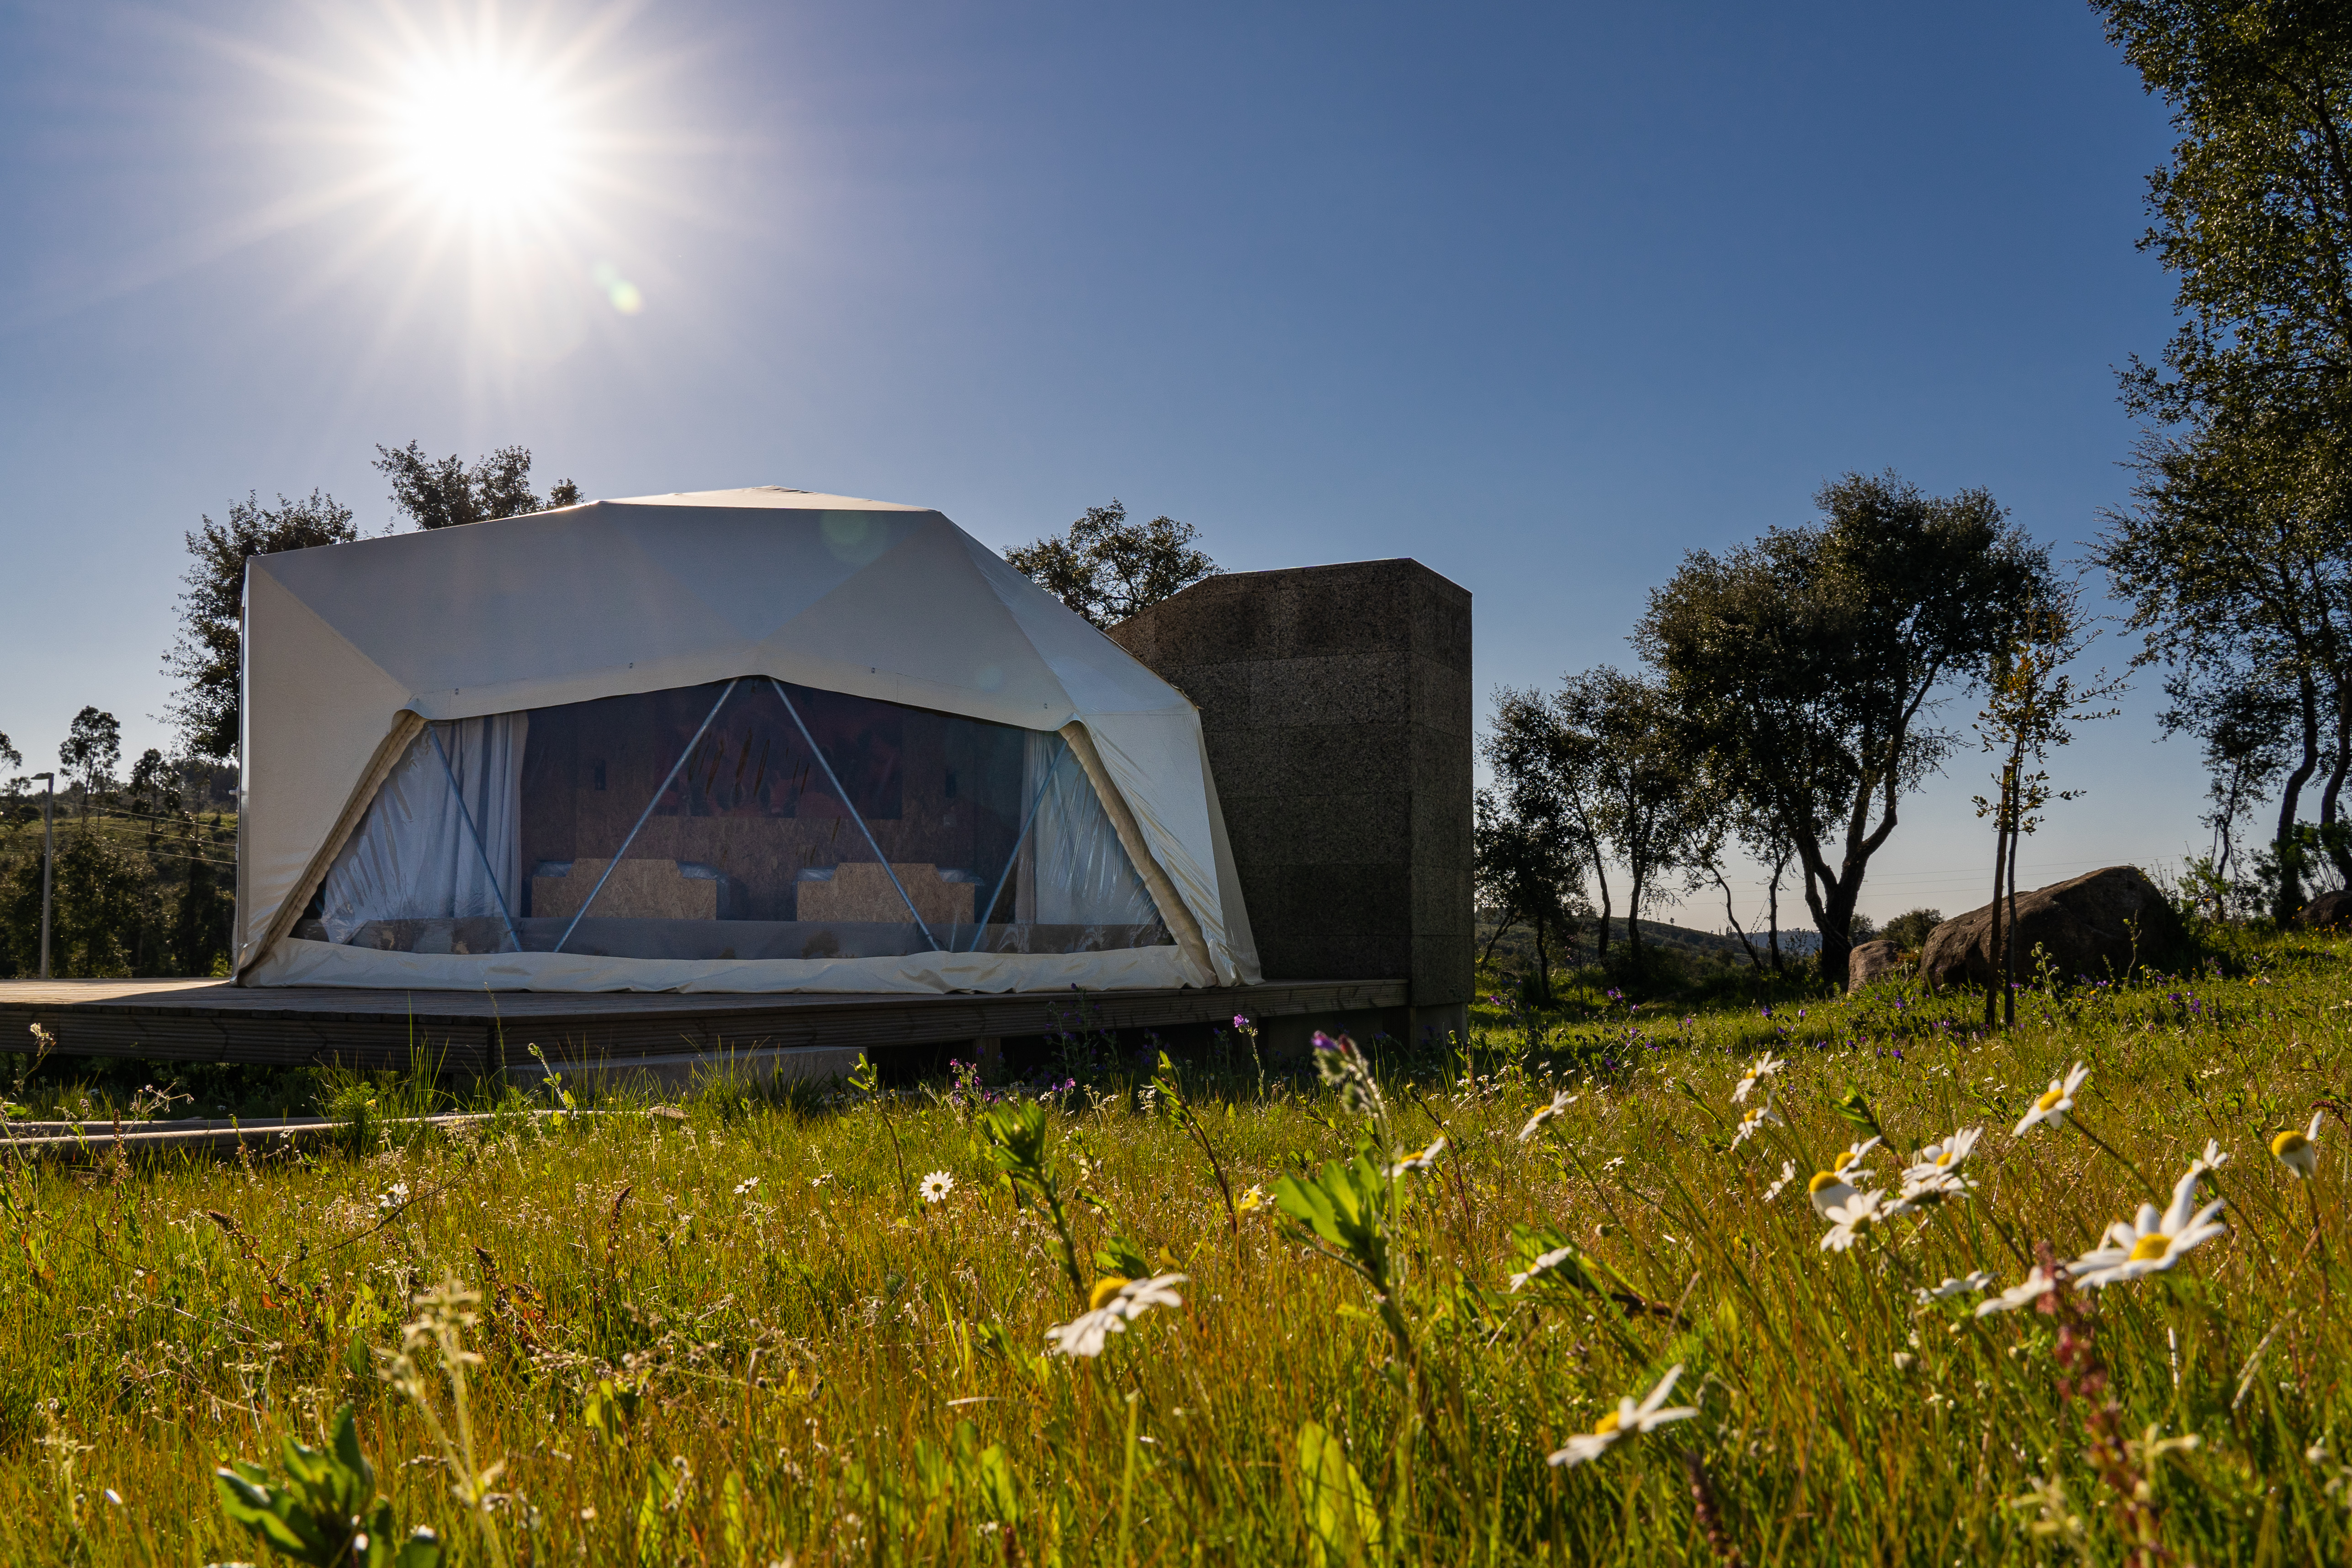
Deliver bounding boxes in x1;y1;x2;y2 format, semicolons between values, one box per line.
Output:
1107;558;1473;1043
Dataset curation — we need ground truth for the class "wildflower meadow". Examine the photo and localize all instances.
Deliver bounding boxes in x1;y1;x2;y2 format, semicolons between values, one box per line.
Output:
1;928;2348;1564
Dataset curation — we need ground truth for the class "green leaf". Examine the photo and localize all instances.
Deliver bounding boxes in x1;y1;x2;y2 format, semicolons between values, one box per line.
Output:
388;1530;444;1568
1835;1086;1882;1136
1296;1420;1382;1566
1094;1234;1150;1279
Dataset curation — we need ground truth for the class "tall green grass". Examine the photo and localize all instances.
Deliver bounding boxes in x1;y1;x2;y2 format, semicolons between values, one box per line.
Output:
0;930;2346;1563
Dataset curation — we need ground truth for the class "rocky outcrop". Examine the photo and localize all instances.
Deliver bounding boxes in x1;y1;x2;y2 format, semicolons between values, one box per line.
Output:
2298;888;2352;930
1846;939;1905;993
1918;866;2188;989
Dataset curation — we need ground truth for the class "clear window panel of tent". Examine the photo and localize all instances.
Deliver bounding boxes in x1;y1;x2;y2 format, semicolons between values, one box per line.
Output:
304;678;1171;961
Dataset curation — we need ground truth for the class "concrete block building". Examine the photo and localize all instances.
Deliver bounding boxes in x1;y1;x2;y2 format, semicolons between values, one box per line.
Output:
1110;558;1473;1046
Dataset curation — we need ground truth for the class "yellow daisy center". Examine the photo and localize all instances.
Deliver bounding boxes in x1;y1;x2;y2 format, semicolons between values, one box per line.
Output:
2035;1086;2066;1112
1593;1409;1622;1436
1807;1171;1843;1195
1935;1149;1957;1167
1833;1150;1861;1172
1088;1276;1131;1310
2127;1234;2170;1263
2273;1130;2311;1158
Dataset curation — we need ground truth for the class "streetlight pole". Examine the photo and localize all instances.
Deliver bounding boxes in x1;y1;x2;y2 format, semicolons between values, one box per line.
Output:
30;772;54;980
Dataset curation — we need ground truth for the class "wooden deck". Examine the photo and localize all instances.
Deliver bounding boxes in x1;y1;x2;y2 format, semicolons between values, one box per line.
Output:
0;977;1409;1074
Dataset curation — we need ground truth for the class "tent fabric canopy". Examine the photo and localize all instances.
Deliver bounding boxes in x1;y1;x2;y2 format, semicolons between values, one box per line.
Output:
237;487;1261;993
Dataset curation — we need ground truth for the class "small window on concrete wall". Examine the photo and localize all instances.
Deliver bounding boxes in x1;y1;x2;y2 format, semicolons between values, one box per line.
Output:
308;678;1168;962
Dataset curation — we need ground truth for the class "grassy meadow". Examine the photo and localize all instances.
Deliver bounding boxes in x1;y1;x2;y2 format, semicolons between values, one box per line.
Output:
2;929;2349;1565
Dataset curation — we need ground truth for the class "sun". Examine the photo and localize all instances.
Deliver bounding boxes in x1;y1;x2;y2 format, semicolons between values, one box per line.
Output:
392;58;575;220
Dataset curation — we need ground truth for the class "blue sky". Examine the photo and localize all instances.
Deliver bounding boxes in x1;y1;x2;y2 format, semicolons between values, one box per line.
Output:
0;0;2201;929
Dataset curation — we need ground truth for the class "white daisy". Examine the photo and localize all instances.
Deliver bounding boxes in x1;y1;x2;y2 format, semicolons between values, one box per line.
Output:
1806;1170;1858;1218
1389;1135;1446;1176
1833;1136;1883;1176
1731;1053;1784;1105
1045;1273;1187;1358
1519;1091;1578;1143
2273;1112;2325;1178
1510;1243;1578;1293
919;1171;954;1203
1762;1160;1798;1202
2072;1159;2229;1288
2013;1062;2091;1137
1819;1188;1909;1253
1546;1364;1700;1468
1898;1163;1976;1207
1902;1127;1982;1184
1730;1092;1784;1150
1974;1265;2061;1317
2188;1138;2228;1177
1915;1271;1995;1305
732;1176;761;1197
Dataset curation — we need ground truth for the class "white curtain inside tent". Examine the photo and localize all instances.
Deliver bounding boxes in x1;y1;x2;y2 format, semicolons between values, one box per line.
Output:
1025;730;1161;929
318;716;527;946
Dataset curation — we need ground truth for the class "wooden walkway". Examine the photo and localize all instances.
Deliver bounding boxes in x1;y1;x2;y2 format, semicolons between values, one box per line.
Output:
0;977;1408;1074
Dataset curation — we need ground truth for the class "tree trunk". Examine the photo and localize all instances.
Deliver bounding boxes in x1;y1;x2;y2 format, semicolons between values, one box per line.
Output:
1531;909;1552;1006
2276;667;2325;919
1624;865;1645;971
2321;685;2352;887
2003;782;2023;1029
1766;853;1785;975
1808;859;1861;989
1591;861;1613;958
1479;905;1520;969
1985;761;2009;1031
1711;866;1762;970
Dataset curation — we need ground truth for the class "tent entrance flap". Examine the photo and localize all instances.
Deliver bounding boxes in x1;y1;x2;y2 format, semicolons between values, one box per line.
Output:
291;676;1174;969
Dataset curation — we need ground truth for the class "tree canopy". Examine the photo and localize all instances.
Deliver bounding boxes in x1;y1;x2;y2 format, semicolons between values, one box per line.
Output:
1635;471;2053;985
59;707;121;798
1005;501;1218;628
2091;1;2352;914
162;490;358;761
373;441;580;531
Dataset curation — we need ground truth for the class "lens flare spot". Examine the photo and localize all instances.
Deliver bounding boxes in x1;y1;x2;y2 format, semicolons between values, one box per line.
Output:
592;261;645;314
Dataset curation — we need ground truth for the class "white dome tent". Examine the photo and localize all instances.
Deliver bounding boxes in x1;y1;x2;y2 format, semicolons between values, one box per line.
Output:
234;487;1261;994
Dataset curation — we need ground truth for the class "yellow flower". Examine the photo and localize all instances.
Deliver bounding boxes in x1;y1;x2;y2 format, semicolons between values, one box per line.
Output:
1389;1135;1446;1176
1818;1188;1909;1253
2014;1062;2090;1137
1806;1170;1856;1217
2273;1112;2324;1179
1732;1053;1784;1105
1833;1136;1882;1175
1731;1091;1784;1150
1047;1274;1188;1359
1518;1090;1578;1143
1546;1364;1700;1467
1903;1127;1982;1183
2071;1154;2228;1289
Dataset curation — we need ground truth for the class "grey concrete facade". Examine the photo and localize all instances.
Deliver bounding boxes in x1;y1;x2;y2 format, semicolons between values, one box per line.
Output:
1108;559;1473;1045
